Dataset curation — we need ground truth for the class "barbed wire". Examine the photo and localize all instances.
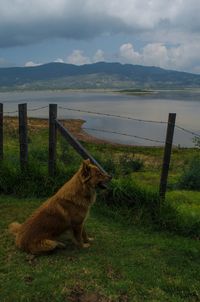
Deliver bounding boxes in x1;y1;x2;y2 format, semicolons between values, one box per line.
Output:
58;106;200;140
28;105;48;112
4;105;48;115
83;127;166;145
175;125;200;138
4;110;18;114
3;104;199;141
58;106;168;125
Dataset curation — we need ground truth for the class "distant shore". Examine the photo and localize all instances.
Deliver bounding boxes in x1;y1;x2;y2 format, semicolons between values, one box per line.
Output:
4;116;118;146
1;87;200;95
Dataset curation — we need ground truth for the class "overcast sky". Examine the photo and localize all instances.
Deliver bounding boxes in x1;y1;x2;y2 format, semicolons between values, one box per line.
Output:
0;0;200;73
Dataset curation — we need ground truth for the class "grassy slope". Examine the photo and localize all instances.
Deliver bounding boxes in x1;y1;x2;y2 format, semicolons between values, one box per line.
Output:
1;196;200;302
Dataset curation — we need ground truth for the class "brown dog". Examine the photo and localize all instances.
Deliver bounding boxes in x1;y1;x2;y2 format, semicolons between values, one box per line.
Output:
9;159;111;254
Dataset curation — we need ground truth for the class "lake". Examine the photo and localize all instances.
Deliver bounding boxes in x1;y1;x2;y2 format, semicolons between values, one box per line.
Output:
0;90;200;147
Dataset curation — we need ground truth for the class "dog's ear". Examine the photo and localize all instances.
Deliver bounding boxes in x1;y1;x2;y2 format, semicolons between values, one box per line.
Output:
81;159;91;183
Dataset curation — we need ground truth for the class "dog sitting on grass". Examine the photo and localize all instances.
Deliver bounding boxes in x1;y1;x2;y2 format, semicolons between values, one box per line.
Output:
9;159;111;255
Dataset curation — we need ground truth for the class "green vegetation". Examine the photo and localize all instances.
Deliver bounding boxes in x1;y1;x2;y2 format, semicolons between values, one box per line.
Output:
1;62;200;91
0;118;199;237
0;117;200;300
1;196;200;301
118;89;154;95
178;155;200;191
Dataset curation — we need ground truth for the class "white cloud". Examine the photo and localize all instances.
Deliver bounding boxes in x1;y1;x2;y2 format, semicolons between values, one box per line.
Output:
119;43;141;64
24;61;42;67
66;50;91;65
142;43;169;68
54;58;64;63
93;49;105;62
119;42;200;73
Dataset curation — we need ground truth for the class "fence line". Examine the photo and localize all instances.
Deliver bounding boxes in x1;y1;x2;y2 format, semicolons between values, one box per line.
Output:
4;105;48;115
3;104;199;141
58;105;200;139
159;113;176;201
0;102;182;202
56;120;108;175
1;104;199;150
58;105;168;124
27;105;49;112
48;104;57;177
82;127;166;145
4;109;18;114
18;103;28;171
175;125;200;138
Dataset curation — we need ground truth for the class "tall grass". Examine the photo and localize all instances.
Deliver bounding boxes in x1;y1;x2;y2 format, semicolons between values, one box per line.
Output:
178;155;200;190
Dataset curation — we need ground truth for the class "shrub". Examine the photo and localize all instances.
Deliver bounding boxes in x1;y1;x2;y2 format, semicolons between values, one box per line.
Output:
178;155;200;191
119;155;144;174
0;157;78;198
100;177;160;220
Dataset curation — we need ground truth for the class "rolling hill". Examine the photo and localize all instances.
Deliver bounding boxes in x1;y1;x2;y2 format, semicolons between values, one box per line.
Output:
0;62;200;90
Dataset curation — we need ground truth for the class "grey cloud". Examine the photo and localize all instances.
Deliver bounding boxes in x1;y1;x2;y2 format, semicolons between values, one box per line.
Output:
0;16;131;48
0;1;132;47
0;0;200;48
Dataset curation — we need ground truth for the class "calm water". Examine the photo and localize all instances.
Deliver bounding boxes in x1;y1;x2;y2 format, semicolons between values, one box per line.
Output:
1;90;200;147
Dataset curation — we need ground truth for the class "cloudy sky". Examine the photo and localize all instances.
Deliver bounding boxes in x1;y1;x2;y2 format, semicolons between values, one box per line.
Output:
0;0;200;73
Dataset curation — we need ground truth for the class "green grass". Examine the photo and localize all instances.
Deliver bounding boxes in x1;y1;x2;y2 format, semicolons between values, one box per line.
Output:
1;118;200;238
161;191;200;236
1;196;200;301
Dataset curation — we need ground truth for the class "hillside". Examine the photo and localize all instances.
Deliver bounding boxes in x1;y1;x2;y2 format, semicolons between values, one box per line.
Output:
0;62;200;90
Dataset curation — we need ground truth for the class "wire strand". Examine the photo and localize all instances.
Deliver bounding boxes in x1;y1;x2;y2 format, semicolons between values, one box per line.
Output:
4;110;18;114
83;127;166;144
58;106;167;125
175;125;200;138
27;105;49;112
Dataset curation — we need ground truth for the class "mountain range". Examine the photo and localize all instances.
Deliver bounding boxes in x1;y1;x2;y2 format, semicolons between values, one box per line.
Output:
0;62;200;90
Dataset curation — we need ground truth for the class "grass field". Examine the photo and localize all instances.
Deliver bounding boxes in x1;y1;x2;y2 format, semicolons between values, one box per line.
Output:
1;196;200;302
0;117;200;301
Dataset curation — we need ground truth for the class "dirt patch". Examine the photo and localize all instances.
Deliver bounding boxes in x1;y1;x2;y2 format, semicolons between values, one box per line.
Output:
106;265;122;280
4;116;133;147
4;116;112;145
66;285;112;302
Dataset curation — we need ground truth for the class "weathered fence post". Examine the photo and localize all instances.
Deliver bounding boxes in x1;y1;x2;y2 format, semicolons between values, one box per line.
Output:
56;120;108;175
159;113;176;201
0;103;3;160
49;104;57;176
18;103;28;171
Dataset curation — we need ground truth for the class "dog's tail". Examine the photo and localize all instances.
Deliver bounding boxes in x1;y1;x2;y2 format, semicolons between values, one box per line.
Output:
8;222;21;236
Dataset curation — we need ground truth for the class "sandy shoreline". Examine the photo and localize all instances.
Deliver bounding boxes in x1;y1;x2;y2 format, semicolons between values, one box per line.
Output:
4;116;115;146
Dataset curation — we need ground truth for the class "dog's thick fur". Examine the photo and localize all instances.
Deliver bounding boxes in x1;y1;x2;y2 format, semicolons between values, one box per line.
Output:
9;159;110;254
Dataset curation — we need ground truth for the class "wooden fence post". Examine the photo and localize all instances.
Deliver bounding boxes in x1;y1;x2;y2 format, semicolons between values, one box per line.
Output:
18;103;28;171
159;113;176;201
0;103;3;160
49;104;57;176
56;120;108;175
